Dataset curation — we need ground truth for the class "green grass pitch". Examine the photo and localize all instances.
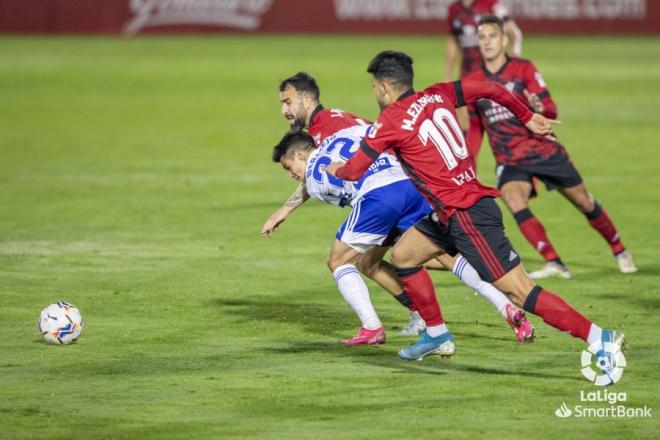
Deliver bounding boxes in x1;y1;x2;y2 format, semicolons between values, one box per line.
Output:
1;35;659;439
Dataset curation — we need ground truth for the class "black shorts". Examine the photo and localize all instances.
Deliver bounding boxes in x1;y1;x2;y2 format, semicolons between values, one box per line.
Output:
496;153;583;197
414;197;521;283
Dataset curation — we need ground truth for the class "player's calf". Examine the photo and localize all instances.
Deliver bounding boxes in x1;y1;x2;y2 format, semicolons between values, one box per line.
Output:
584;202;637;272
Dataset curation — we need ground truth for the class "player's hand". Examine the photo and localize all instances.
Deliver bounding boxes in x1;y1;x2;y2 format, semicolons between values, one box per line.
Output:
523;90;544;113
324;162;342;177
261;211;287;237
525;113;560;142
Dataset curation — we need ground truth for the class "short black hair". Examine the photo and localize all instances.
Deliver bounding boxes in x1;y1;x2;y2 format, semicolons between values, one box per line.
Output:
279;72;320;100
272;130;315;163
478;14;505;31
367;50;414;88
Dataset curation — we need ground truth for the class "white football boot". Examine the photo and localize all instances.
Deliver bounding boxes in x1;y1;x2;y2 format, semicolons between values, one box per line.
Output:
399;311;426;336
529;261;571;279
615;251;638;274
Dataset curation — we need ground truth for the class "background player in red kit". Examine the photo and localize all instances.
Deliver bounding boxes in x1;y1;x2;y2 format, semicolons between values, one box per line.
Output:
326;51;626;369
465;15;637;278
445;0;523;157
444;0;522;81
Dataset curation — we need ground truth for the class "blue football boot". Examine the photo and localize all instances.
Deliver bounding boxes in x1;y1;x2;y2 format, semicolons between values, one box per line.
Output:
398;330;455;361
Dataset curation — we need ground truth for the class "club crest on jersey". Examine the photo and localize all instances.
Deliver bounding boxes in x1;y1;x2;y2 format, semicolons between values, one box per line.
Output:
505;81;516;92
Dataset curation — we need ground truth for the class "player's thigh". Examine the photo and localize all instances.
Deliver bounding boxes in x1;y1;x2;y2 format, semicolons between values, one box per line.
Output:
327;239;362;271
390;224;446;268
336;194;402;254
491;264;535;307
557;183;595;213
425;253;458;271
499;180;534;213
449;198;521;283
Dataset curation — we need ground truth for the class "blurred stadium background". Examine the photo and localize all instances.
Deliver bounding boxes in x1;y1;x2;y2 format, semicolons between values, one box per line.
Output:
1;1;659;439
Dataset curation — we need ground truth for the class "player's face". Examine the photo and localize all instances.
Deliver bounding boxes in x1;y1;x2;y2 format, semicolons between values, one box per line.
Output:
280;152;307;182
478;23;507;61
279;85;307;130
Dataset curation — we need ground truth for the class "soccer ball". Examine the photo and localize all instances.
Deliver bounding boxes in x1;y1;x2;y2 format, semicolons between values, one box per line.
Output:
38;301;84;345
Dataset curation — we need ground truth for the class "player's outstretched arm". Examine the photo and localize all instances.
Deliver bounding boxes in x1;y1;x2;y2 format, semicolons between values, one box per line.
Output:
261;183;309;237
460;80;560;139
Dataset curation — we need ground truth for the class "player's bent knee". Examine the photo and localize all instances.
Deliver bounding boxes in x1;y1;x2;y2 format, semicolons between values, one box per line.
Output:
327;255;348;272
355;258;377;278
577;197;596;214
389;247;407;267
503;195;528;213
493;264;535;306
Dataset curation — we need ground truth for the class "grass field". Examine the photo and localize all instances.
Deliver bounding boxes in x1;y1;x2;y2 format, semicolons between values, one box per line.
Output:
1;35;659;439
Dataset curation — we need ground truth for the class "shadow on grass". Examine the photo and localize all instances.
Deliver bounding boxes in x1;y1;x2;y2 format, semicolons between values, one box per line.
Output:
213;296;580;382
598;293;660;311
263;340;581;382
213;295;353;340
213;296;513;343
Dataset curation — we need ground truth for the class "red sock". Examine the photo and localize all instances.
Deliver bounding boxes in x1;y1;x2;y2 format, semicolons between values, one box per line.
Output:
586;203;625;254
523;287;592;341
395;267;444;326
514;209;560;262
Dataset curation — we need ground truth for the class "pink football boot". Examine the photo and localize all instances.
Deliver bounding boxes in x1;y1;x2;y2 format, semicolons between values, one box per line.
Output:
341;327;386;345
505;304;535;343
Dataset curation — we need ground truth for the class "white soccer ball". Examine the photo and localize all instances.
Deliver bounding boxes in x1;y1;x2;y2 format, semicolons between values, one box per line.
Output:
38;301;84;345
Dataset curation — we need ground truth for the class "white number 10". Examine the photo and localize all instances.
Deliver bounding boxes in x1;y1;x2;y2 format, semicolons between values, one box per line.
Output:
418;108;468;170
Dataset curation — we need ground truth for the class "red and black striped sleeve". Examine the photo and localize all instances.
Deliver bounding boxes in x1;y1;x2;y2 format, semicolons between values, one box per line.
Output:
459;79;534;124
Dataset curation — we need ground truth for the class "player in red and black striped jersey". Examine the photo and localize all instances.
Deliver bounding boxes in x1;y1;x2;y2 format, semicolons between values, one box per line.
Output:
327;50;626;365
445;0;521;81
466;15;637;278
445;1;522;159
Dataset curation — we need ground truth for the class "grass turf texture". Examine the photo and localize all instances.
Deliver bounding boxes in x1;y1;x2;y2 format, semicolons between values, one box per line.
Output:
1;35;659;439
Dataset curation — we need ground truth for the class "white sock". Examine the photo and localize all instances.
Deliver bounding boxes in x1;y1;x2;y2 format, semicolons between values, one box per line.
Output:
426;323;449;338
453;255;511;318
587;324;603;345
333;264;382;330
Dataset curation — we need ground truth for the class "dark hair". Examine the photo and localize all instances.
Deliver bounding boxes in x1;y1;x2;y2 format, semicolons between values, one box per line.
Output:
272;131;316;163
478;14;505;31
279;72;320;100
367;50;414;88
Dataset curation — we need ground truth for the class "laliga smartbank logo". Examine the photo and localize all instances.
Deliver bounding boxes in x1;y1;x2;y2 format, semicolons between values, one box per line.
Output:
554;342;652;419
555;391;652;419
123;0;274;36
581;340;626;386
